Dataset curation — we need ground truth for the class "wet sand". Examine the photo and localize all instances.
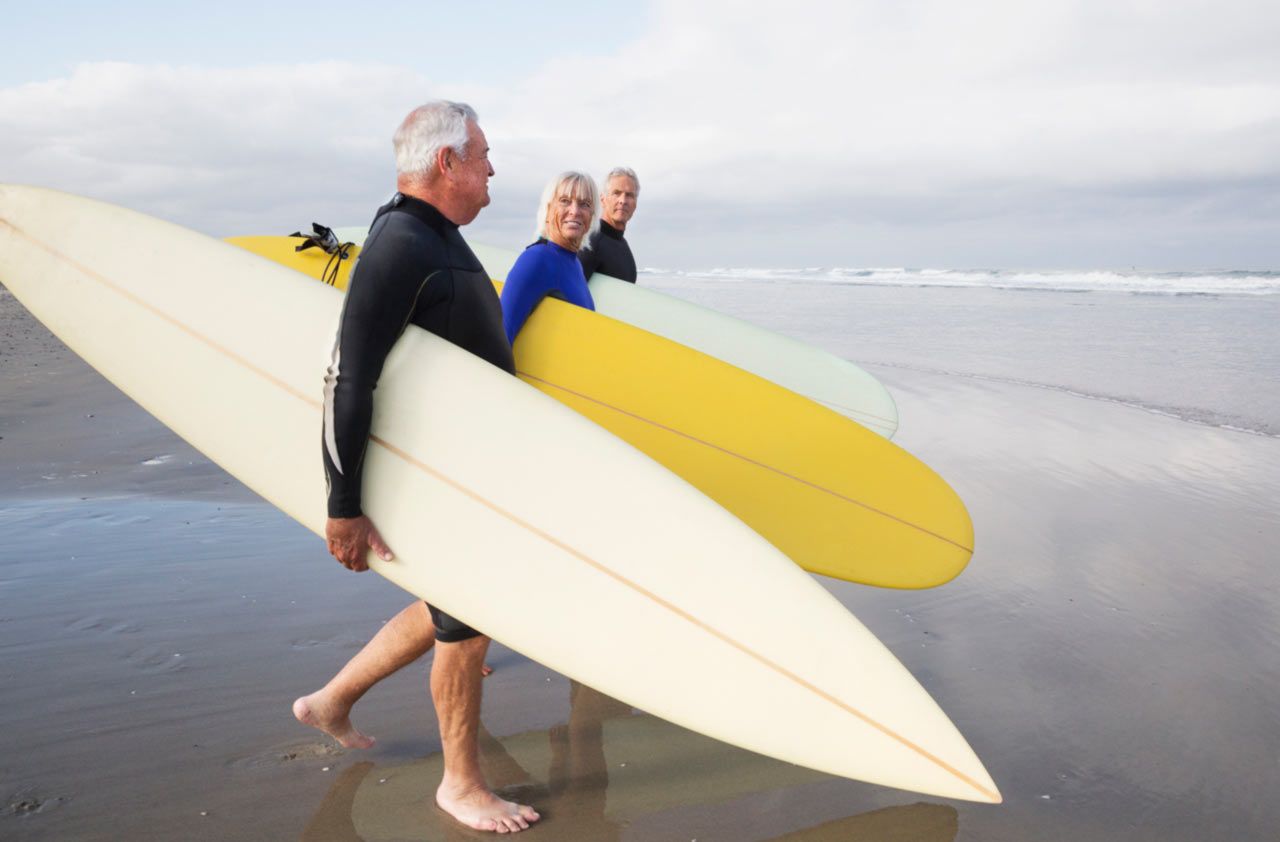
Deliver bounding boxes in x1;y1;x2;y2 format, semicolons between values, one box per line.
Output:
3;284;1279;840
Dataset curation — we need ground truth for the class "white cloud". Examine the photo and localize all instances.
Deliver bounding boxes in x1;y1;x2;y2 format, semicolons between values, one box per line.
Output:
490;0;1280;196
2;1;1277;267
0;62;431;234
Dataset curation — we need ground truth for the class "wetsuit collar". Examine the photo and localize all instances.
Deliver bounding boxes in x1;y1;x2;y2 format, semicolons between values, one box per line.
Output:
378;193;458;232
599;220;626;240
532;237;580;257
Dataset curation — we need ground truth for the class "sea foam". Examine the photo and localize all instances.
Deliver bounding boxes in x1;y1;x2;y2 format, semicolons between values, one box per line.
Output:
641;267;1280;296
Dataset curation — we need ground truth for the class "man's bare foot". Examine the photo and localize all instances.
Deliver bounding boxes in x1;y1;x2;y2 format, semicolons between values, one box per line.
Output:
436;782;540;833
292;693;376;750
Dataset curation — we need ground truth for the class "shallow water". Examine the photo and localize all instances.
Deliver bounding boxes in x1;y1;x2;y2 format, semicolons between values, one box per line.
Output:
4;280;1280;840
0;497;956;840
645;276;1280;437
843;370;1280;841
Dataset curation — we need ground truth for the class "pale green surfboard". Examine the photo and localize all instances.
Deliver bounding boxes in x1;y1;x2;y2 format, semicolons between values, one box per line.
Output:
333;227;899;437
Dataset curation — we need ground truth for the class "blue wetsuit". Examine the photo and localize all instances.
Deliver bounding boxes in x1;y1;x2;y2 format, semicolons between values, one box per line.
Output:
500;239;595;343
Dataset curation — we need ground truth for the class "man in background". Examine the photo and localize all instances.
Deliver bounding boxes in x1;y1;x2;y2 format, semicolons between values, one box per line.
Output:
578;167;639;283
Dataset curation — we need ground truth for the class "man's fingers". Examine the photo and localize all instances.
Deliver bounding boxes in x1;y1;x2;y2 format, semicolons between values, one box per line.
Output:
346;540;372;571
367;529;395;562
325;516;382;570
329;540;367;572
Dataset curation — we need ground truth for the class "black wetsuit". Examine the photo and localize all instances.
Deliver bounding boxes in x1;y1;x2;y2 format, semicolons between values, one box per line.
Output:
322;193;514;642
577;220;637;283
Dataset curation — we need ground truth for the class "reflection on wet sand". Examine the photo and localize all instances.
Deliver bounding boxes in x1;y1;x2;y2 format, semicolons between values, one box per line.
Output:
768;803;956;841
300;683;958;841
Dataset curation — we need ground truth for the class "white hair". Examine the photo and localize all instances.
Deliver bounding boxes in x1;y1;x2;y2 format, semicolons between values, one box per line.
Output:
535;171;599;242
393;101;478;180
604;166;640;195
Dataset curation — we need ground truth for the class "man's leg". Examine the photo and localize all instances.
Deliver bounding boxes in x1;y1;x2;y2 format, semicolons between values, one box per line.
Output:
293;600;436;748
433;635;540;833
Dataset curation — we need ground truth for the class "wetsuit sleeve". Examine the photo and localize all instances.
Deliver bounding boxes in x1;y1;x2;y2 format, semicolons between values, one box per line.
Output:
322;240;441;518
500;250;553;345
569;260;596;311
578;231;602;280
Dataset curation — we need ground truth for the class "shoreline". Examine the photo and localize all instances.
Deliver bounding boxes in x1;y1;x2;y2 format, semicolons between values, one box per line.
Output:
4;285;1280;840
863;359;1280;441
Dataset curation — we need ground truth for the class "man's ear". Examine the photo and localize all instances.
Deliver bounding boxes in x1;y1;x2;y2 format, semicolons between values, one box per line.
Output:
435;146;453;177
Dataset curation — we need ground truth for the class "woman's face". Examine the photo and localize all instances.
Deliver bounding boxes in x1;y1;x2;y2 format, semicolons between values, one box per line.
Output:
546;188;594;250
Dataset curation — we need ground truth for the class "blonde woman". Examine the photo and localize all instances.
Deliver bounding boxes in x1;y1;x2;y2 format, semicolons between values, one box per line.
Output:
500;171;599;343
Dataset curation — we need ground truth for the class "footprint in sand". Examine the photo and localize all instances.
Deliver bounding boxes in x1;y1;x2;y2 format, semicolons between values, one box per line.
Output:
289;635;367;652
125;646;187;674
66;615;143;635
6;789;69;817
229;740;347;770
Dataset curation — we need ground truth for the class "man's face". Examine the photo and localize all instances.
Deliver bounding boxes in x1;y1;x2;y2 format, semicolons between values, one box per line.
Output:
451;121;494;224
601;175;639;230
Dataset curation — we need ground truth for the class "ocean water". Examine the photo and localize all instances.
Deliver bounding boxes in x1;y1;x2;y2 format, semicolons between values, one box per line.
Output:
641;267;1280;438
654;267;1280;296
5;264;1280;840
628;265;1280;840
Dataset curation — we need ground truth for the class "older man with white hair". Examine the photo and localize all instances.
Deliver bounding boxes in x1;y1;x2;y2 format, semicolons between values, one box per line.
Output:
578;166;640;283
294;100;540;834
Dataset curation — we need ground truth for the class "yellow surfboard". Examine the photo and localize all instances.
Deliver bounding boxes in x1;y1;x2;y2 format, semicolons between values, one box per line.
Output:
227;235;974;589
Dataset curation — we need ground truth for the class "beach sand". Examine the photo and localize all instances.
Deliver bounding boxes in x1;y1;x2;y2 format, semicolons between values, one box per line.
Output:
3;283;1279;841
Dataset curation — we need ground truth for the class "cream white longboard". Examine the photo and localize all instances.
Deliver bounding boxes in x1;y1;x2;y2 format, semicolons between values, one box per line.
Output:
333;228;899;438
0;186;997;803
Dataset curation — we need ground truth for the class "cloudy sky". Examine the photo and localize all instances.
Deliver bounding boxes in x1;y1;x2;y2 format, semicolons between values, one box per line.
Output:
3;0;1277;269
